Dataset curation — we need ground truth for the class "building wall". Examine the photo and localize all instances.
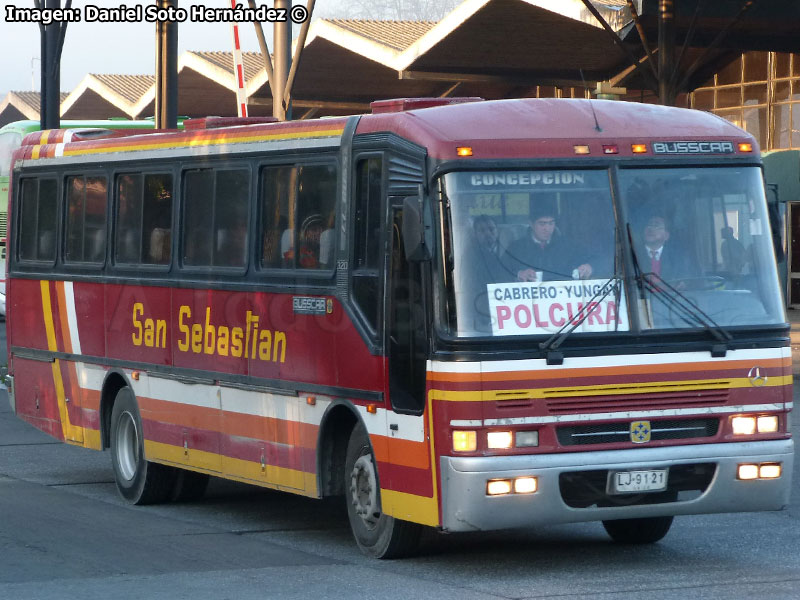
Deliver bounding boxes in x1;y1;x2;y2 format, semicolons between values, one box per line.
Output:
690;51;800;151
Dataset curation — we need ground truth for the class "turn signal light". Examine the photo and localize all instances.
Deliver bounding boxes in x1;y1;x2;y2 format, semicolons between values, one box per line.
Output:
456;146;473;157
573;145;591;155
738;142;753;152
453;430;477;452
631;143;648;153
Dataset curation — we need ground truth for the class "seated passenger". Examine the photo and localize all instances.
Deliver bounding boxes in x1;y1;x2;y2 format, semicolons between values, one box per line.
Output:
720;226;746;275
468;215;513;284
502;201;593;281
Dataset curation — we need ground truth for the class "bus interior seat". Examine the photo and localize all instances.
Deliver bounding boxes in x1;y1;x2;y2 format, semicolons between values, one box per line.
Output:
149;227;170;264
319;228;334;268
38;231;55;259
281;228;294;265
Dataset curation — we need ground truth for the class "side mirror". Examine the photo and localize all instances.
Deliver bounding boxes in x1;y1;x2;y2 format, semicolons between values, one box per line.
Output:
402;195;430;262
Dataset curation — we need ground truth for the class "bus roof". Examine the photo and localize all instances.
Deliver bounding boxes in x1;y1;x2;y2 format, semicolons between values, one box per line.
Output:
12;99;757;165
355;98;757;160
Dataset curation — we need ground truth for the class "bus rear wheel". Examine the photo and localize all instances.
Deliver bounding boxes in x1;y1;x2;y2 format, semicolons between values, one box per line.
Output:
110;386;175;505
602;516;674;544
344;423;421;558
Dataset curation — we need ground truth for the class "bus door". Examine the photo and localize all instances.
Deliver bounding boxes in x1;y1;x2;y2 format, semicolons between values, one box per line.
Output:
386;202;428;415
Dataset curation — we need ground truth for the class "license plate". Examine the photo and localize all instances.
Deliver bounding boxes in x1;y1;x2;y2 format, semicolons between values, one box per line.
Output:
608;469;668;494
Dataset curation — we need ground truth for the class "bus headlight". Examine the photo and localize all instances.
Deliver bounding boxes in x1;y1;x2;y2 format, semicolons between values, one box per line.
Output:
487;431;513;449
732;416;756;435
759;463;782;479
515;430;539;447
757;416;779;433
487;479;512;496
453;430;477;452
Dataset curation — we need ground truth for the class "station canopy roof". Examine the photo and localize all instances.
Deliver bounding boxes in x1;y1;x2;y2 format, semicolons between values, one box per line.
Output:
248;0;634;114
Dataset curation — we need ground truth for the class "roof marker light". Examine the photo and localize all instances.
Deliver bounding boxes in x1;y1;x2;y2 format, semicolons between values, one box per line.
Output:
457;146;473;157
602;144;618;154
631;143;648;154
573;145;591;155
738;143;753;153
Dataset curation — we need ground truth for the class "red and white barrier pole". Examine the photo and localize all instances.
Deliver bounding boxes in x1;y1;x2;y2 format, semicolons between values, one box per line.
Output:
230;0;248;117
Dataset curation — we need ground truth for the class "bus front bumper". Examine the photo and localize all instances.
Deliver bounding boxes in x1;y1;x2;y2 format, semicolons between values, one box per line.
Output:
440;439;793;532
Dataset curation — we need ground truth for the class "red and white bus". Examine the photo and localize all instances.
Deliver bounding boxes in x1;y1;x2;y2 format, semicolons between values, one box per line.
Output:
5;99;793;558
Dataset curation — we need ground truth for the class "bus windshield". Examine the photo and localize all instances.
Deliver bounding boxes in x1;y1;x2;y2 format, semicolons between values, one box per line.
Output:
440;166;785;339
619;165;785;330
440;169;621;338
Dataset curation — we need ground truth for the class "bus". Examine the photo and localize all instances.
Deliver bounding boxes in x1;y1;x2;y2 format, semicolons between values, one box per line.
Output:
5;98;793;558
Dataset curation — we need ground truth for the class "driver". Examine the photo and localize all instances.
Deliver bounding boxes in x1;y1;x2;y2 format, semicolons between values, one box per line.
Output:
642;215;694;281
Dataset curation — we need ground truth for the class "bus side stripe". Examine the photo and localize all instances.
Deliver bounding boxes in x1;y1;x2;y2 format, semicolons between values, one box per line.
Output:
63;281;82;355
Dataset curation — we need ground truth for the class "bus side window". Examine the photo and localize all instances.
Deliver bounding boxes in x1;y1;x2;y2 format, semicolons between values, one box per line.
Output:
65;175;107;264
214;169;250;268
260;166;295;269
295;164;337;270
115;173;172;266
183;168;250;269
18;177;57;262
352;157;383;331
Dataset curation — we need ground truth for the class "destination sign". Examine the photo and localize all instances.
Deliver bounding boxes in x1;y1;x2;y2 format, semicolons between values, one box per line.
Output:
467;172;586;187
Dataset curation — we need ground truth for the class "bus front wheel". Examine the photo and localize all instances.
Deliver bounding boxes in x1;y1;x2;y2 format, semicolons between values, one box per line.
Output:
344;423;421;558
110;386;175;504
602;516;674;544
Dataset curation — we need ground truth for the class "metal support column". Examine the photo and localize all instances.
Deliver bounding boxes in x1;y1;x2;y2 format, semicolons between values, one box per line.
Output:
273;0;292;120
658;0;676;105
155;0;179;129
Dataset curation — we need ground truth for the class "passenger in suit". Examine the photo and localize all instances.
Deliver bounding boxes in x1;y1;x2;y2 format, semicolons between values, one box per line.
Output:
641;215;695;282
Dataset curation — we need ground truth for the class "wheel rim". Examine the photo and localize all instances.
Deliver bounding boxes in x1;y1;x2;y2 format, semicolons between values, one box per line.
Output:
115;410;140;481
350;454;380;530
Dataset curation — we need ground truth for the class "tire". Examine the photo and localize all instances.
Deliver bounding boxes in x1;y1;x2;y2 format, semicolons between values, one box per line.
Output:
345;423;421;559
602;516;674;544
170;470;210;502
110;386;175;505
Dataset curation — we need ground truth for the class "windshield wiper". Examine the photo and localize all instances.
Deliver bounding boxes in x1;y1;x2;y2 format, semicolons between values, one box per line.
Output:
539;231;624;363
625;223;731;356
538;276;623;364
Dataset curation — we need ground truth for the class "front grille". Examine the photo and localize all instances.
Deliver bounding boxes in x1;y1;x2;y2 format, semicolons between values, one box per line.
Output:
557;418;719;446
559;463;716;509
545;387;729;414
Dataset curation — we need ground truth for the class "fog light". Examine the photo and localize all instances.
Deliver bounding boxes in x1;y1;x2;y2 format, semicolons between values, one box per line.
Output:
487;431;513;449
738;464;759;480
757;416;779;433
732;416;756;435
514;477;538;494
487;479;512;496
759;463;781;479
515;430;539;447
453;430;477;452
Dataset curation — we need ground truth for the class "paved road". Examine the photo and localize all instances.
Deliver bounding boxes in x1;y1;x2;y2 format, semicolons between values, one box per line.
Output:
1;339;798;598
